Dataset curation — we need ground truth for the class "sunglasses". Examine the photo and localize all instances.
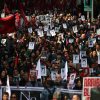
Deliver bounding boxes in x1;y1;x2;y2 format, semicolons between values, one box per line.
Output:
11;96;16;98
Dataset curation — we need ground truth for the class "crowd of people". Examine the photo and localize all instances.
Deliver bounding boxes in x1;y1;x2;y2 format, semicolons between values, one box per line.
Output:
0;8;100;100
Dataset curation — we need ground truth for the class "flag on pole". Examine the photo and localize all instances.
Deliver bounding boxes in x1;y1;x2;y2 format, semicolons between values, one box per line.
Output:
3;3;10;15
6;75;11;100
63;61;68;80
0;15;16;34
18;1;29;26
36;59;42;79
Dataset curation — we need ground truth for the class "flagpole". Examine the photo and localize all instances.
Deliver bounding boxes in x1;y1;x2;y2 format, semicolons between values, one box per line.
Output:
91;0;94;21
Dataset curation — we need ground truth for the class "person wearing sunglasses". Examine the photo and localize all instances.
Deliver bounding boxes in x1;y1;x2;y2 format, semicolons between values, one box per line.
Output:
10;93;17;100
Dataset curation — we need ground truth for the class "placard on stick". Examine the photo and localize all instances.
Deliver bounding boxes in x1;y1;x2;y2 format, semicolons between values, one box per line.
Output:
28;42;34;50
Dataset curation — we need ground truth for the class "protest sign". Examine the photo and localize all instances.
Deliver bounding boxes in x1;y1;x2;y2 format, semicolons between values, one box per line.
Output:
47;30;51;36
44;25;49;31
81;15;85;21
69;73;76;85
73;54;79;64
96;29;100;35
63;23;67;29
73;25;78;33
41;65;47;76
51;71;57;80
28;42;34;50
45;14;51;23
37;29;44;37
39;15;45;21
61;68;65;79
89;68;93;75
80;51;86;59
55;27;59;33
50;30;56;36
1;13;5;18
83;77;100;100
41;51;47;59
69;38;74;43
81;58;87;68
98;54;100;64
28;27;32;33
1;39;6;45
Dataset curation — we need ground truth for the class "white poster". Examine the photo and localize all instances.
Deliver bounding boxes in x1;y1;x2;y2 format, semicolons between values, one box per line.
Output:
50;23;54;29
41;65;47;76
69;38;74;43
63;23;67;29
98;54;100;64
73;54;79;64
1;39;6;45
47;30;51;36
89;68;93;75
73;25;78;33
51;71;57;80
55;27;59;33
81;15;85;21
81;58;87;68
37;29;44;37
1;13;5;18
28;27;33;33
45;15;51;23
96;29;100;35
61;68;65;79
80;51;86;59
44;25;49;31
39;15;45;21
50;30;56;36
28;42;34;50
69;73;76;84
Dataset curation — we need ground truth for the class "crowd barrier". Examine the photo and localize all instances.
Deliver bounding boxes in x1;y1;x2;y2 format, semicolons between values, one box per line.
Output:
0;86;82;100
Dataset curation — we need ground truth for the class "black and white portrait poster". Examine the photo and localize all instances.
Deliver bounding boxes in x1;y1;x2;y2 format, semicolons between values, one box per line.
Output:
41;65;47;76
28;42;34;50
51;71;57;80
73;54;79;64
69;73;76;85
73;25;78;33
80;51;86;59
28;27;33;33
81;58;87;68
61;68;65;79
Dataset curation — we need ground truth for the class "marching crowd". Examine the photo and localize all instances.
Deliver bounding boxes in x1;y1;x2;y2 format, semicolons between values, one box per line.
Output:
0;9;100;100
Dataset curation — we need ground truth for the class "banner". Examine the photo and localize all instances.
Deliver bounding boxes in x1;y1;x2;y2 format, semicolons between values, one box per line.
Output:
0;15;16;34
83;77;100;100
84;0;92;11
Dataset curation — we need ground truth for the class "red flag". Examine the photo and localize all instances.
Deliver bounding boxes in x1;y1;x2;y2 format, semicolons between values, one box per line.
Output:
0;15;16;34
